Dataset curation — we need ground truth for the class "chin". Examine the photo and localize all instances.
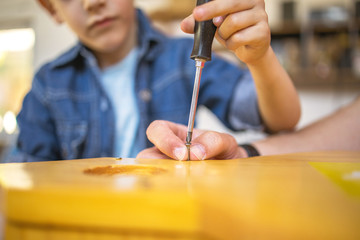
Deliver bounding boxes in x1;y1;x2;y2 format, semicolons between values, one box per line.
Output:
90;41;122;53
100;36;130;51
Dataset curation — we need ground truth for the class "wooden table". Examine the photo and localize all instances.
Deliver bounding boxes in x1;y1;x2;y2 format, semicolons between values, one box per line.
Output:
0;151;359;239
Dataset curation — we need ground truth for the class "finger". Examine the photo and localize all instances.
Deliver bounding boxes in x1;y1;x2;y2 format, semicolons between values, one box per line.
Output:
193;0;256;22
188;143;207;161
218;22;270;52
181;14;195;34
216;10;263;41
146;120;188;161
213;15;225;27
136;147;171;159
181;13;226;33
192;131;241;160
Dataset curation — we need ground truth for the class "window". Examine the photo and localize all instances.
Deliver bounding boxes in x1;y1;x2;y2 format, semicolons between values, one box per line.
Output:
0;28;34;160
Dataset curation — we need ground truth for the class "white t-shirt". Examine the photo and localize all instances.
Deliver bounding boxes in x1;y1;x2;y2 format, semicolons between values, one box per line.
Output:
100;48;140;158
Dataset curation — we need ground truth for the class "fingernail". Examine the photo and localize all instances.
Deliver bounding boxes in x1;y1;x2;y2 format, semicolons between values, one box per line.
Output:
174;147;187;161
191;144;206;160
213;16;223;25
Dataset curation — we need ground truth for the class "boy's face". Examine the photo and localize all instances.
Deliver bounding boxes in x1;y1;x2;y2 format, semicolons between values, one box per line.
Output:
45;0;136;55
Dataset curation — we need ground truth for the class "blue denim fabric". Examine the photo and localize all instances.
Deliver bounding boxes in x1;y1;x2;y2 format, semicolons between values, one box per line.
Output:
10;9;261;162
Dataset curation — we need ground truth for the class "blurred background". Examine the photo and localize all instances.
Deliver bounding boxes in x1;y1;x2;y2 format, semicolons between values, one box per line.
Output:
0;0;359;162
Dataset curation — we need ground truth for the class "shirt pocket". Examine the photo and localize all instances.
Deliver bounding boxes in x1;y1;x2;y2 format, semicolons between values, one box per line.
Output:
56;121;88;160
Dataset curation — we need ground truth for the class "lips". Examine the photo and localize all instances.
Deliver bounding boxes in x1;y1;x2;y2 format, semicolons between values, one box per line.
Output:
90;16;116;29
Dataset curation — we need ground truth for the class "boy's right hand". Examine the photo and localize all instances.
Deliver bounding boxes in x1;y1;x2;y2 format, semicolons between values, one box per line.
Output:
137;120;245;160
181;0;270;65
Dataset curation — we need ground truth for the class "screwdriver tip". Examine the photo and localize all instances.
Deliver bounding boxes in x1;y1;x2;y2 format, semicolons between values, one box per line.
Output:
185;142;191;161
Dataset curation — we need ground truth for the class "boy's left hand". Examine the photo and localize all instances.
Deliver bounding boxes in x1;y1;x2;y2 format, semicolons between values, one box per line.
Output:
136;120;243;160
181;0;270;65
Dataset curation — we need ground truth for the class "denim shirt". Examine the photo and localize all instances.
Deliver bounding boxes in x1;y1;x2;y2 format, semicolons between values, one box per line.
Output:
11;9;261;162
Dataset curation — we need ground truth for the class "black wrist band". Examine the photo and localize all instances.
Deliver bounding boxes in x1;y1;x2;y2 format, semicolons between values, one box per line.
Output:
239;144;260;157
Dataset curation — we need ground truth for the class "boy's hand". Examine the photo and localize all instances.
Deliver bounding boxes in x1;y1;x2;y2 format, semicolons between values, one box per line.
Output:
181;0;270;65
136;120;244;160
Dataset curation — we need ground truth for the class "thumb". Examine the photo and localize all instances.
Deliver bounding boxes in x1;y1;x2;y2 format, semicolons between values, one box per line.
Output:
181;14;195;34
192;131;242;160
146;120;188;160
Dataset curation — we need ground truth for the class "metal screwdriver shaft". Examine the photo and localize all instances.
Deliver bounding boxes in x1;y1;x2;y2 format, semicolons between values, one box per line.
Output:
185;0;216;160
185;59;205;160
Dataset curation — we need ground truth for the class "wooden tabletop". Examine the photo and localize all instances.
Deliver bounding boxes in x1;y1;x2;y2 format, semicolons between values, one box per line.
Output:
1;151;359;239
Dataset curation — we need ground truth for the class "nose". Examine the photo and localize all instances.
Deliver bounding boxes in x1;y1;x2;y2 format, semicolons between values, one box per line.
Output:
83;0;106;12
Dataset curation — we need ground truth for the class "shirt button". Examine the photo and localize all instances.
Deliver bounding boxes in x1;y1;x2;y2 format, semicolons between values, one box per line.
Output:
139;89;152;102
100;98;108;112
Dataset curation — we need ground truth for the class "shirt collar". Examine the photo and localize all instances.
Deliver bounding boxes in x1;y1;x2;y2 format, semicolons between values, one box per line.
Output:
49;9;165;69
135;9;164;61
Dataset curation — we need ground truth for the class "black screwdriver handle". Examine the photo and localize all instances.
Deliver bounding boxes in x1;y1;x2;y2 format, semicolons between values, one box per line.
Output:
190;0;217;61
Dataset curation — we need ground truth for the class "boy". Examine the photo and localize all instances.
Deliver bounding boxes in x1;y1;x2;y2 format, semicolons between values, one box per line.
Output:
11;0;300;162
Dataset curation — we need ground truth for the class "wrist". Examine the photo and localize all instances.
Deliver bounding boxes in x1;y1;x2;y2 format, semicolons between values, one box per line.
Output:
239;144;260;158
245;46;274;68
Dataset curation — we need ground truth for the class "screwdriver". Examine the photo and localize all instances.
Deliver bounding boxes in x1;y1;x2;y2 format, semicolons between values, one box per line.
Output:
185;0;217;160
